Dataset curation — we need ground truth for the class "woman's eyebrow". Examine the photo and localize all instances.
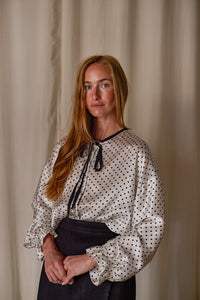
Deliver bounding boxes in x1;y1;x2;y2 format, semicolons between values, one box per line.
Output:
84;78;112;84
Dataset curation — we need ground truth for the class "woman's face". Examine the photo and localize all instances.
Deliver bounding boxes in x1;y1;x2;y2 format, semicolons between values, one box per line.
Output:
84;63;116;121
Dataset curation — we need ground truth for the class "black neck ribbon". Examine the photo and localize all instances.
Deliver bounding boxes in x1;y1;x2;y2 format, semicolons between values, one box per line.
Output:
67;142;103;215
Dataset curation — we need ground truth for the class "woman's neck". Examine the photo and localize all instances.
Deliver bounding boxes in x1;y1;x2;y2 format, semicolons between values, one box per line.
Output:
92;119;124;141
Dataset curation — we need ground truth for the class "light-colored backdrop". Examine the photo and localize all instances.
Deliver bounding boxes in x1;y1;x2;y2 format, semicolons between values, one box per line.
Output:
0;0;199;299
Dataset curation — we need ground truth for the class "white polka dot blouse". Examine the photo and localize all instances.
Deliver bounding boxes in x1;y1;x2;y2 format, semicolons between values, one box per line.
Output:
24;129;165;286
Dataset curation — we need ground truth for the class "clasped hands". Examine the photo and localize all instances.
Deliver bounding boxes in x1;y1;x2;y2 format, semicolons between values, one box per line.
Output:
42;234;97;285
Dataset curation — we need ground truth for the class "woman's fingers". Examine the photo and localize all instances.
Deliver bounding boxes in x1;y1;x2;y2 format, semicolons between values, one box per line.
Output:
56;263;68;282
45;253;97;285
46;263;63;284
46;264;68;284
62;267;75;285
44;249;67;284
42;234;68;284
68;278;75;284
62;254;97;285
46;270;61;284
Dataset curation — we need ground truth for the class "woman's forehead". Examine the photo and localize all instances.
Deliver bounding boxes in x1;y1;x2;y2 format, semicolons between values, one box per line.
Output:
84;63;112;82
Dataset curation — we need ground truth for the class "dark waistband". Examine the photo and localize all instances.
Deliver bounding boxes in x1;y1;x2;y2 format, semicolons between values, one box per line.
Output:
55;217;119;258
56;217;117;235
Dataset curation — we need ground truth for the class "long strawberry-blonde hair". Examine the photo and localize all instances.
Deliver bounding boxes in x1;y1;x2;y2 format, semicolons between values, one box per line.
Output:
46;55;128;201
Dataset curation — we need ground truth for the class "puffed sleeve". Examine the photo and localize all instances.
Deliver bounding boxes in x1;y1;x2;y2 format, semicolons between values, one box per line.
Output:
86;144;165;286
24;140;64;260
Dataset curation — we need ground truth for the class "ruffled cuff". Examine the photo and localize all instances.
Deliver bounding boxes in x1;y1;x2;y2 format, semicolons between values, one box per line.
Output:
24;227;57;261
86;246;109;286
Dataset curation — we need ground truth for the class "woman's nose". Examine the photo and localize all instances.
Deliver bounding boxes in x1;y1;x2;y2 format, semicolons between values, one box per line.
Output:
92;86;100;100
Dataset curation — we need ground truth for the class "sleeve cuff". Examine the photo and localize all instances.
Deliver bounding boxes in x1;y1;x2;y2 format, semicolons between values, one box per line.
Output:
86;246;109;286
24;227;57;260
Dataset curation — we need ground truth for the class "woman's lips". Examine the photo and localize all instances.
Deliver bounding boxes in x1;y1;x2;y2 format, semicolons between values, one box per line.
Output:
91;103;104;107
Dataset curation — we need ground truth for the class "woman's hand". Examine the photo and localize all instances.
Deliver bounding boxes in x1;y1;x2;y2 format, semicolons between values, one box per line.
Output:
62;254;98;285
42;234;67;284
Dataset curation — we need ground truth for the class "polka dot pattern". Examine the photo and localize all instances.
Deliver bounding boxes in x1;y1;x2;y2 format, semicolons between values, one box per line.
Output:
24;129;165;286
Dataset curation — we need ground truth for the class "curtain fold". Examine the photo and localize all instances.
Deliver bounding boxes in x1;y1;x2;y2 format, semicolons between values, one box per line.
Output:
0;0;199;299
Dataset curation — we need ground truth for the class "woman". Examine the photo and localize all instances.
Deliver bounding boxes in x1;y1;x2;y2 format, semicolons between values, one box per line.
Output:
24;55;165;300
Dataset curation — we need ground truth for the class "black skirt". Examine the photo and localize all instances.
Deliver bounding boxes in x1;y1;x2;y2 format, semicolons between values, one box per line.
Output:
37;217;136;300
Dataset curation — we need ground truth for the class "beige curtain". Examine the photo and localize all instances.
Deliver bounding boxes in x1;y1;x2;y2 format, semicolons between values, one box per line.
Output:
0;0;199;299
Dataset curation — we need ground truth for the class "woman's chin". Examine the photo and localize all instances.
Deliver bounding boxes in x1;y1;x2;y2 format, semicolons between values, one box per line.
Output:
90;111;105;118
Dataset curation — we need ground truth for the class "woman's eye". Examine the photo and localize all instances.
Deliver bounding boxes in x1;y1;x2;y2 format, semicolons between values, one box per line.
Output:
85;85;92;90
102;83;109;88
